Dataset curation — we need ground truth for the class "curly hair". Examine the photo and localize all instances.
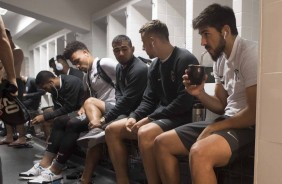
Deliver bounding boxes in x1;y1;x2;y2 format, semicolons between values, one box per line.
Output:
63;41;89;60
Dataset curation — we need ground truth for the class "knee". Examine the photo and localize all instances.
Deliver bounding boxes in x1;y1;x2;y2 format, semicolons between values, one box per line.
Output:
138;126;154;146
154;134;167;154
84;97;96;107
105;123;118;140
52;117;64;129
66;118;81;130
189;142;210;165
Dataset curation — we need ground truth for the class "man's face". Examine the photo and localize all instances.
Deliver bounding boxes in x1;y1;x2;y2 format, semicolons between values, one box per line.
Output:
199;27;226;61
141;33;155;59
39;81;53;93
112;40;134;65
69;50;90;72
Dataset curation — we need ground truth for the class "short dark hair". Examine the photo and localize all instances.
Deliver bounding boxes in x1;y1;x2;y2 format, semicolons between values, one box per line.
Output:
49;55;67;67
139;19;169;41
193;3;238;35
112;35;132;47
35;70;55;86
63;41;89;60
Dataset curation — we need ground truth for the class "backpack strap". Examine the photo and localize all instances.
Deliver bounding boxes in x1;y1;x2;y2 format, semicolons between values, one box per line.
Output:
96;59;116;88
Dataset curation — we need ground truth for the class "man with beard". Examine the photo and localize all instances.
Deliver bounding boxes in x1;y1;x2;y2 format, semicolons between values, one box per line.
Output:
153;4;258;184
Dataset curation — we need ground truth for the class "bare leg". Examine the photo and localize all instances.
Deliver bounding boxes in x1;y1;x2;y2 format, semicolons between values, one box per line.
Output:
83;97;105;126
9;124;26;145
0;124;13;143
189;134;231;184
154;130;189;184
105;118;136;184
39;153;56;169
137;123;163;184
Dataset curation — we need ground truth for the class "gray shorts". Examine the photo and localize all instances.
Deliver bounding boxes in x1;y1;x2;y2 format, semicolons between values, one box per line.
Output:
175;116;255;162
104;102;115;114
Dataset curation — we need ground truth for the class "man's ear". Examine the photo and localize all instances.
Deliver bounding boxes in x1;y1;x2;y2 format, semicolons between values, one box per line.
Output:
132;46;135;52
150;36;155;47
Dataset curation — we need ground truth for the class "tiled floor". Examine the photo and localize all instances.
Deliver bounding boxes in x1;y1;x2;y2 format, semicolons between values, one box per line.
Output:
0;136;117;184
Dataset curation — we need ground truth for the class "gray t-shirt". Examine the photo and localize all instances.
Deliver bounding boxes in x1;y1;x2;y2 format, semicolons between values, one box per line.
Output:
83;57;117;105
213;36;258;116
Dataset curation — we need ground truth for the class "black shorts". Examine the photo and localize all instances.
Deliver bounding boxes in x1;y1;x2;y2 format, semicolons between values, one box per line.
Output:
153;117;189;132
175;116;255;162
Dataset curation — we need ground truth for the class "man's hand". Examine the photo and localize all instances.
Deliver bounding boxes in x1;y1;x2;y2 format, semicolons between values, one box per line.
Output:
183;70;207;97
31;115;45;125
197;124;216;141
125;118;137;132
130;117;151;134
88;119;101;129
77;107;85;116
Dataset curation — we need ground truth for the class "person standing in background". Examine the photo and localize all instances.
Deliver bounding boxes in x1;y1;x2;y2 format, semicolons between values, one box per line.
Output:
0;28;26;146
0;16;17;89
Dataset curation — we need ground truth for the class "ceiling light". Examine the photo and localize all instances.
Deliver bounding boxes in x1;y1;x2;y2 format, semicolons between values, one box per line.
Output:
0;8;8;15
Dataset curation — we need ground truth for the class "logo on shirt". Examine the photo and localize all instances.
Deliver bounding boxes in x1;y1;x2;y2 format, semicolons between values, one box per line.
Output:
171;70;176;82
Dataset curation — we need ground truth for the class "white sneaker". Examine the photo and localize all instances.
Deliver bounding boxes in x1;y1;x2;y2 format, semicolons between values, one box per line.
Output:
19;163;46;180
27;169;63;184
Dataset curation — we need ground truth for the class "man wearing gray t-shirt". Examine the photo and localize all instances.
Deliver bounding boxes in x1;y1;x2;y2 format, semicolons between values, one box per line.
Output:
154;4;257;184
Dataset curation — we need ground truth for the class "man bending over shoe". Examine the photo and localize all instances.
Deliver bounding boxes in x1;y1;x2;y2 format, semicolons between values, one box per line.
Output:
20;41;117;184
19;70;84;183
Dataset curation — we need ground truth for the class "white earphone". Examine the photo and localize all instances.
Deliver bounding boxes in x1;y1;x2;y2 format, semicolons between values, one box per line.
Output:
223;31;227;39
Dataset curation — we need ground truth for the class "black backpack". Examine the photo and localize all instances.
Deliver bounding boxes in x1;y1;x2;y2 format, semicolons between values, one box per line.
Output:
0;80;31;126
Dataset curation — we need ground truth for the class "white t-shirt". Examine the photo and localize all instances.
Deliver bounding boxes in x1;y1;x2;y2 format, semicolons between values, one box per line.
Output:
213;36;258;116
83;57;118;105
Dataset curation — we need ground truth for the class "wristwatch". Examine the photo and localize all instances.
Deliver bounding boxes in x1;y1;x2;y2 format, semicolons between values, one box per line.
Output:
100;116;106;125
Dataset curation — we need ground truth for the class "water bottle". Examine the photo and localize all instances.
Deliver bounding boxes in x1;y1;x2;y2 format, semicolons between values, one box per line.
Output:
192;103;206;122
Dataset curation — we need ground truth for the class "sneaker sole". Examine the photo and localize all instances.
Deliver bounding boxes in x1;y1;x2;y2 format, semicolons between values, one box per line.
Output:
27;177;63;184
19;176;37;180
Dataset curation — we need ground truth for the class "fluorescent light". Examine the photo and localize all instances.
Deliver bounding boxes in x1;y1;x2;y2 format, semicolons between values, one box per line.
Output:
0;8;8;15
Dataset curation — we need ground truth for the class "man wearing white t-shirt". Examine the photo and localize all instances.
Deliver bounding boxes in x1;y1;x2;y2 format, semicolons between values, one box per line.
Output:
154;4;257;184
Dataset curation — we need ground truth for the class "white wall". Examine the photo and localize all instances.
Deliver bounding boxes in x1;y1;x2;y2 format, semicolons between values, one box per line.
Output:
255;0;282;183
153;0;186;48
92;18;107;58
127;4;151;58
107;14;126;58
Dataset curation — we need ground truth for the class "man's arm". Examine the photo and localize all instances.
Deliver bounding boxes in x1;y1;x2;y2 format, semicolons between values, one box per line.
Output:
197;85;256;140
196;83;228;115
212;85;257;129
13;48;24;78
0;16;16;86
104;63;148;123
